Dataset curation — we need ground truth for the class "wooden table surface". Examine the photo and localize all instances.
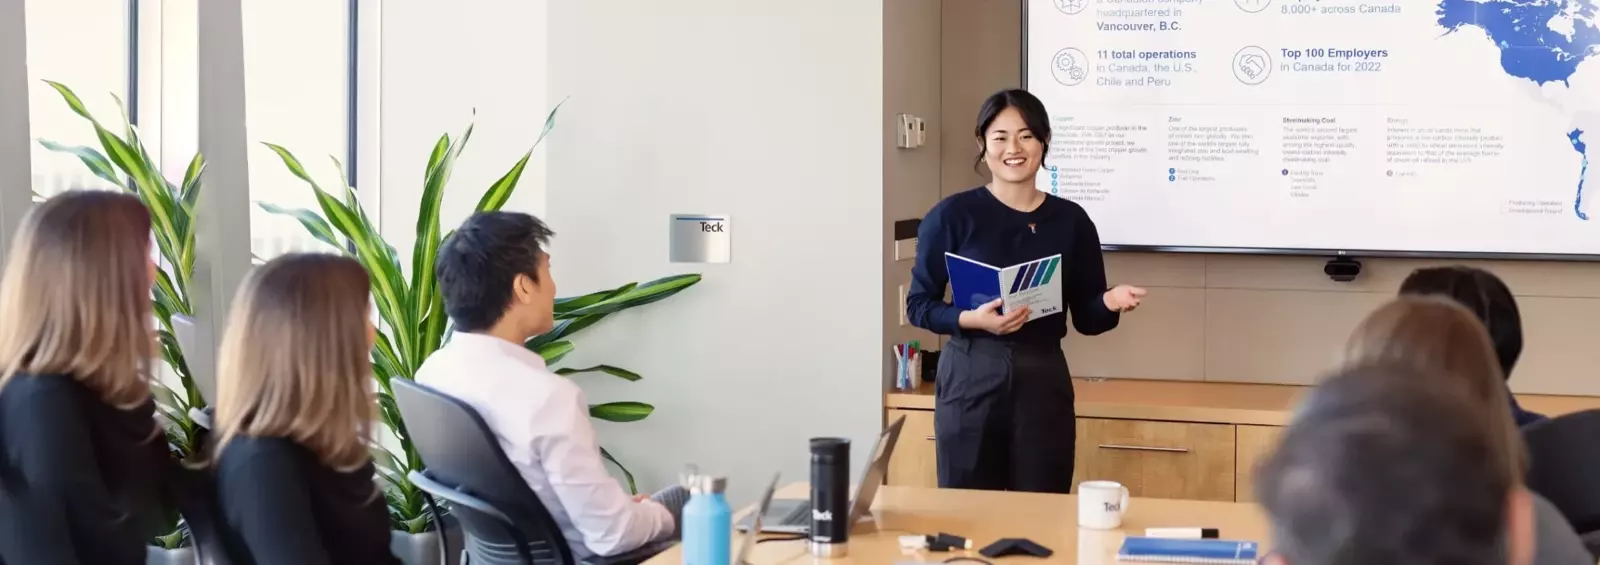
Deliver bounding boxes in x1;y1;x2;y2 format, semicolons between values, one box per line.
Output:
886;378;1600;426
644;483;1271;564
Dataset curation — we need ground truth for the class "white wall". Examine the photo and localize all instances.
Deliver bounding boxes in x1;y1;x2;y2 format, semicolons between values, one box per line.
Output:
546;0;885;503
379;0;550;263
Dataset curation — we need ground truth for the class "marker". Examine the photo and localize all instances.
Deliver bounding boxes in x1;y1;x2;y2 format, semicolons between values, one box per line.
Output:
1145;527;1220;539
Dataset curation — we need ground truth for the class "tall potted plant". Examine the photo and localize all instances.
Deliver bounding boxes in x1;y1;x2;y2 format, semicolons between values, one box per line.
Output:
260;104;700;564
38;82;209;565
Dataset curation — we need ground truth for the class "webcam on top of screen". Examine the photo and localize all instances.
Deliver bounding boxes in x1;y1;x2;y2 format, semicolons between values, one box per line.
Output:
1324;257;1363;283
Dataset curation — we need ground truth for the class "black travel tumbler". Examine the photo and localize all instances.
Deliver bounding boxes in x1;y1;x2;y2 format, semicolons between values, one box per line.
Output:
809;437;851;557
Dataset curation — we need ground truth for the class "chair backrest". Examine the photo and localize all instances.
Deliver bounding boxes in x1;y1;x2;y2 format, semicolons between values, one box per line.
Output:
1524;409;1600;538
167;463;233;565
392;378;574;565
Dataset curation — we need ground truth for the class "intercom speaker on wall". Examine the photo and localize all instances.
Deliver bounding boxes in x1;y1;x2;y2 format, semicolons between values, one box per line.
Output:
896;114;916;149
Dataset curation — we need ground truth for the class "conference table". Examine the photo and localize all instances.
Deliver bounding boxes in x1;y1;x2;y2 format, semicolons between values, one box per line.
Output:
644;483;1271;564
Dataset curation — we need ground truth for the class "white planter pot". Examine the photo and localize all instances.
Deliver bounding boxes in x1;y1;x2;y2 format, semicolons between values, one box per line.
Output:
146;545;195;565
390;517;464;565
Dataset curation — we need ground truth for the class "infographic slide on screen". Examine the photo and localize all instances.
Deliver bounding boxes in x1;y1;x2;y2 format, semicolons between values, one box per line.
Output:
1026;0;1599;255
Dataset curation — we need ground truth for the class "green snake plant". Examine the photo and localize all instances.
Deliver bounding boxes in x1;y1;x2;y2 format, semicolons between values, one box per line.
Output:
38;81;207;550
259;103;701;533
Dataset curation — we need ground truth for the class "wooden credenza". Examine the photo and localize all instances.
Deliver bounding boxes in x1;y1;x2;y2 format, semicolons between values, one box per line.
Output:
886;407;1280;501
885;378;1600;503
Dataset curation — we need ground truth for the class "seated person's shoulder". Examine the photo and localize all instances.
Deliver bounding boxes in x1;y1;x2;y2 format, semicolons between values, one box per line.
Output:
1;372;81;401
491;370;585;416
0;373;91;429
218;436;307;477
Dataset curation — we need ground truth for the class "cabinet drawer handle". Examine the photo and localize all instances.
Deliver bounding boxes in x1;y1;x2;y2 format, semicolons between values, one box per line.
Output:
1098;443;1189;453
925;435;936;441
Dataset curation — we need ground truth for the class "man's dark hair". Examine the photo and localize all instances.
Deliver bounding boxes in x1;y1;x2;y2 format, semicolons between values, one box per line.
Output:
434;211;555;333
1256;363;1515;565
1399;266;1522;380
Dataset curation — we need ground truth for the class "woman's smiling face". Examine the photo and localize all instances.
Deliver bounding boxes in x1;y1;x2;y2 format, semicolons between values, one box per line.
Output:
979;106;1044;184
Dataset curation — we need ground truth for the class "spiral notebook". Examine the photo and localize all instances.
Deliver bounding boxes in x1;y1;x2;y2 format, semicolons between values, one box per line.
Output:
1116;537;1259;564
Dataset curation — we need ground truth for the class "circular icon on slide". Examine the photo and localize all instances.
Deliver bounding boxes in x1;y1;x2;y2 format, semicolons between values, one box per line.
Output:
1054;0;1088;15
1051;48;1090;86
1234;0;1273;12
1232;46;1272;85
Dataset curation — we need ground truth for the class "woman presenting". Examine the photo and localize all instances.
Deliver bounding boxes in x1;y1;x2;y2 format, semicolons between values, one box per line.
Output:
906;89;1145;493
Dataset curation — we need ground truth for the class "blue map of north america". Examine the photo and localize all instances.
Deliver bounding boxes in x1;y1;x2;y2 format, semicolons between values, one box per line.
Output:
1438;0;1598;219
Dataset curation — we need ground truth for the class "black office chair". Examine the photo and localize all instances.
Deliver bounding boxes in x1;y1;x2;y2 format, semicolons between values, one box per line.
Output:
175;406;234;565
1523;408;1600;560
171;468;233;565
392;379;671;565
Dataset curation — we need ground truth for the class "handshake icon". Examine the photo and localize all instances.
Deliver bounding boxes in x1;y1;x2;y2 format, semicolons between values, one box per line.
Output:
1237;54;1266;79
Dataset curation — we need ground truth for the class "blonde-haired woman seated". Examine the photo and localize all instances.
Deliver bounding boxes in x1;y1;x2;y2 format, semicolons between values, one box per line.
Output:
0;191;172;565
1343;296;1590;565
212;253;398;565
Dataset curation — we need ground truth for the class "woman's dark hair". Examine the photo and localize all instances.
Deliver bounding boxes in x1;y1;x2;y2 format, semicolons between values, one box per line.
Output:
1398;266;1522;380
972;89;1053;173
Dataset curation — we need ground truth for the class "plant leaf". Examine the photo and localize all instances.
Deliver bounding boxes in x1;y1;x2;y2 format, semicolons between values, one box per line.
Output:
256;201;343;250
471;99;563;213
411;124;472;340
533;341;574;365
371;332;407;386
153;265;190;317
43;80;94;119
74;115;182;268
524;313;610;351
263;142;414;367
37;140;122;187
474;150;530;213
555;365;642;381
419;291;449;362
590;402;654;422
371;446;405;480
560;274;702;319
150;381;185;414
553;282;637;315
402;513;431;535
180;154;205;212
600;446;639;495
532;98;566;153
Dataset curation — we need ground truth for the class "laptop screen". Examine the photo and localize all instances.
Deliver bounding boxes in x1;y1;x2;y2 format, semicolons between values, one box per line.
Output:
846;415;905;525
737;473;781;564
169;315;214;403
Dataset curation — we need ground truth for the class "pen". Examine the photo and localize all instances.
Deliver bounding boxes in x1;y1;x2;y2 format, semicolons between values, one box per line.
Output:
1145;527;1220;539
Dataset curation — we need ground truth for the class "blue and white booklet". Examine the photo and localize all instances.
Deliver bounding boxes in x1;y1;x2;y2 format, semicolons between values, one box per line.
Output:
1116;537;1259;564
944;253;1064;322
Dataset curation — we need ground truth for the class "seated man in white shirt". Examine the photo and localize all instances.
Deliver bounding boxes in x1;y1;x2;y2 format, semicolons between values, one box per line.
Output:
416;211;678;560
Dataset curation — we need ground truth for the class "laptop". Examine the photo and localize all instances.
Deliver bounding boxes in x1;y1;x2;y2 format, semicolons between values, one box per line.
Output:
735;473;781;565
738;415;906;534
169;315;217;412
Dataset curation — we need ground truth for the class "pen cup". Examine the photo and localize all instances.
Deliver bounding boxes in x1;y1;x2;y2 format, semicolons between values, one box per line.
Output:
893;348;910;391
909;352;923;389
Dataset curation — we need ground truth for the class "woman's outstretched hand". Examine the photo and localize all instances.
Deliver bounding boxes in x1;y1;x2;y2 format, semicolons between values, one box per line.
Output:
1103;285;1147;313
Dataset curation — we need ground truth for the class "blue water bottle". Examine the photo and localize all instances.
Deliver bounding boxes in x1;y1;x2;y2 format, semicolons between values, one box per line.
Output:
681;475;732;565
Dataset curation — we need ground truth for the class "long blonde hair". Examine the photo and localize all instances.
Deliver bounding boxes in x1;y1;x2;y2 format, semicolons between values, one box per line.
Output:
214;253;375;471
1344;295;1526;479
0;190;154;408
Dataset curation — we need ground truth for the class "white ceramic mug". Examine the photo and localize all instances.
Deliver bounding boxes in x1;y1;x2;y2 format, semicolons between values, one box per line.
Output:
1078;480;1130;530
